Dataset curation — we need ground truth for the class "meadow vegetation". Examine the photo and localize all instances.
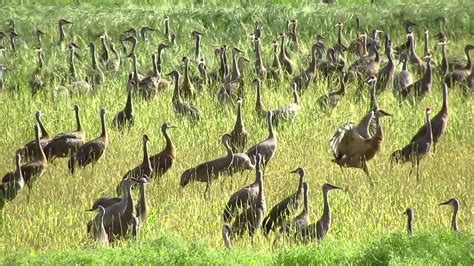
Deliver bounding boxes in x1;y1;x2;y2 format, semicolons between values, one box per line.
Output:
0;0;473;264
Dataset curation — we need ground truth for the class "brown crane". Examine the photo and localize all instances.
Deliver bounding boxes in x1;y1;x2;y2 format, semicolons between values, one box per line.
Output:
246;111;277;169
223;168;266;248
262;167;304;236
408;83;448;153
304;183;342;242
17;111;50;162
390;108;433;181
317;71;346;110
408;54;434;99
229;98;249;153
180;134;234;198
288;182;309;242
68;108;108;174
444;44;473;88
180;56;196;99
117;134;152;192
403;208;414;235
0;153;24;209
113;86;134;130
2;124;47;193
278;33;296;75
222;154;262;224
149;123;176;181
439;198;459;232
44;104;86;161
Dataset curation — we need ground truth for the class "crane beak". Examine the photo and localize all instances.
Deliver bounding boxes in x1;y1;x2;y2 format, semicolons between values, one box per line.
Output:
329;184;342;190
438;200;450;206
289;169;298;174
85;208;96;211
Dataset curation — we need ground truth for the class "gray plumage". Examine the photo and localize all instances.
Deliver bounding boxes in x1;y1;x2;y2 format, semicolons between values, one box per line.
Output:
439;198;460;232
246;111;277;169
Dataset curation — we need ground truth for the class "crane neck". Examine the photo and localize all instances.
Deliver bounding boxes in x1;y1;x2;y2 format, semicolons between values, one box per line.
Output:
35;126;47;163
441;85;448;114
194;36;201;60
132;55;139;83
255;41;264;70
303;187;308;214
152;55;159;78
407;214;413;235
370;81;378;111
423;32;429;56
164;20;170;41
425;113;433;143
422;59;432;84
256;81;264;112
234;102;244;131
231;51;240;81
69;48;77;80
90;45;99;71
100;112;107;140
337;26;342;45
292;88;299;104
464;46;471;70
142;138;150;169
75;108;83;132
172;74;180;101
37;50;44;69
184;59;191;82
440;45;448;75
162;127;175;156
36;114;49;138
267;113;275;138
402;59;408;71
125;87;133;114
272;45;280;68
59;25;66;43
15;155;24;185
101;38;109;61
280;35;287;58
451;205;459;231
322;189;331;225
138;182;147;223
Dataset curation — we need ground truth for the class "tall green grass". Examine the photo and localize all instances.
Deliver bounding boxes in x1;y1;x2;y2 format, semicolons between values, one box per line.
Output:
1;0;473;264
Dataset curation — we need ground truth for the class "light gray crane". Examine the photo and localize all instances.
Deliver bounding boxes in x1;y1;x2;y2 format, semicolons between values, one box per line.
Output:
87;205;109;245
439;198;460;232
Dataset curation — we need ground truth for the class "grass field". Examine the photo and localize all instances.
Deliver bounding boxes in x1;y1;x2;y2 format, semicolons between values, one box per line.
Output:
1;0;473;264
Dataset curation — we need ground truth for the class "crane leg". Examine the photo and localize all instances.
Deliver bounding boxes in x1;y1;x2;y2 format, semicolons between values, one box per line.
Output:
362;157;373;186
416;157;421;183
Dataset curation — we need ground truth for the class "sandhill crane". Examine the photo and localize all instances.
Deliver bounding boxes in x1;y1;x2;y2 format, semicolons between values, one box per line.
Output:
376;36;396;93
438;40;448;76
262;167;304;236
17;111;50;162
191;30;203;60
229;98;249;153
407;32;423;73
278;33;296;75
403;208;414;235
222;154;262;224
113;87;134;130
444;44;473;88
30;46;47;95
168;70;202;120
163;16;171;43
139;26;155;42
88;42;105;87
156;43;169;73
117;134;152;192
223;168;266;247
288;182;309;242
58;19;72;45
439;198;459;232
394;53;413;99
44;104;86;161
127;52;145;91
180;134;234;198
149;123;176;181
137;53;160;100
253;37;267;79
423;29;430;56
317;71;346;110
271;83;301;125
408;54;434;99
390;108;433;181
180;56;196;99
218;47;245;103
87;205;109;245
87;177;138;242
98;32;110;64
0;153;24;209
254;78;268;118
330;84;391;184
2;124;47;193
304;183;342;242
246;111;277;169
268;40;282;81
68;108;108;174
135;176;148;227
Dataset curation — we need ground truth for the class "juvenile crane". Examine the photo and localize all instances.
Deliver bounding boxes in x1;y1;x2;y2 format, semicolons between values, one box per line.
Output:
439;198;460;232
2;124;48;192
246;111;277;169
149;123;176;181
403;208;414;235
262;167;304;236
304;183;342;242
0;153;24;209
113;86;134;130
229;98;249;153
87;205;109;245
17;111;50;162
44;104;86;161
169;70;202;120
390;108;433;181
180;134;234;198
68;108;108;174
222;154;262;224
